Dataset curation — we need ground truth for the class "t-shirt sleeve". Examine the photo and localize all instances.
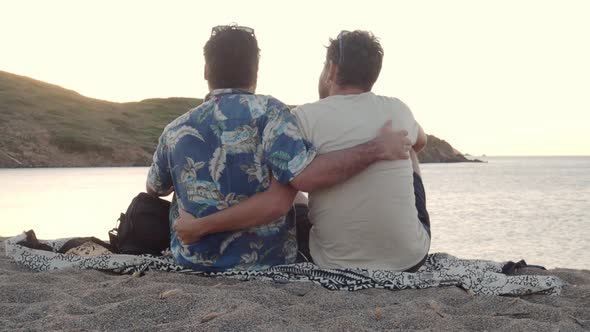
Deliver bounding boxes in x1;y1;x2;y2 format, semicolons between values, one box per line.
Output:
398;99;420;145
291;105;313;142
147;132;173;194
262;100;317;185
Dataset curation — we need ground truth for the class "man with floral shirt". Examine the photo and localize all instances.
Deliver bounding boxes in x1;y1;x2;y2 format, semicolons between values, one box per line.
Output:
147;25;411;272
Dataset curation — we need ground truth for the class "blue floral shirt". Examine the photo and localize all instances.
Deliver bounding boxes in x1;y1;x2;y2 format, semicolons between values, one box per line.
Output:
147;89;316;271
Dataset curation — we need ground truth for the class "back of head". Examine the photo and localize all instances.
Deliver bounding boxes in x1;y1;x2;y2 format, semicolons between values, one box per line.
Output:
204;25;260;90
326;30;384;91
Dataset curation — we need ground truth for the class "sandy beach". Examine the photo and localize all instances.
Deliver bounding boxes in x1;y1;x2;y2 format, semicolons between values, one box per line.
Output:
1;238;589;331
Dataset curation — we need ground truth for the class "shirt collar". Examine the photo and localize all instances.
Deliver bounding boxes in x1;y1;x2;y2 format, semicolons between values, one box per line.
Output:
204;88;253;102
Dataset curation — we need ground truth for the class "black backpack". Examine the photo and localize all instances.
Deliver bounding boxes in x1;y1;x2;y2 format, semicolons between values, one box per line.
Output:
109;192;171;256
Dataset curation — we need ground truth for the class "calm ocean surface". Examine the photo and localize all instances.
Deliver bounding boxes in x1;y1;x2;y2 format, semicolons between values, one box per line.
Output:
1;157;588;270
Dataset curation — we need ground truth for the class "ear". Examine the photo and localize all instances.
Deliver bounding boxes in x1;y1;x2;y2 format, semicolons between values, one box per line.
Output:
326;61;338;83
204;64;209;81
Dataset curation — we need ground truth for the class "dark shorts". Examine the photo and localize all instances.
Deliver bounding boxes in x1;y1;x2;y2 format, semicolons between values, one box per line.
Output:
294;172;431;271
413;172;431;238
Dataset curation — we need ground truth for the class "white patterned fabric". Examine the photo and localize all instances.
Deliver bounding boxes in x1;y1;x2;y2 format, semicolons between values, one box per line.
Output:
4;233;564;296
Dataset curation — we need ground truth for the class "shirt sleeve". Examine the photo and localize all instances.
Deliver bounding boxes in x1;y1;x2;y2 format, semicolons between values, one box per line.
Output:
262;99;317;185
291;105;313;142
147;132;173;194
398;99;420;146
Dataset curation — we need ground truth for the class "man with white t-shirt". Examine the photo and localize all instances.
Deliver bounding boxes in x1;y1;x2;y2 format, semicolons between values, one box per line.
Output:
175;30;431;272
291;31;430;271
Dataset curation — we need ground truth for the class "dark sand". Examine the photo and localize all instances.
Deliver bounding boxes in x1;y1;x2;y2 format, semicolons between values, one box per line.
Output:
1;238;589;331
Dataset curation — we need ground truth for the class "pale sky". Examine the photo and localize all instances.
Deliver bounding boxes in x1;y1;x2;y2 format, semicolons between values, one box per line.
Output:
1;0;589;156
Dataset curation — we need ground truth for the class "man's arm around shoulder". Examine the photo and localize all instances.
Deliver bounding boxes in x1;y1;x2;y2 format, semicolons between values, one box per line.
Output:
174;121;412;245
290;120;412;192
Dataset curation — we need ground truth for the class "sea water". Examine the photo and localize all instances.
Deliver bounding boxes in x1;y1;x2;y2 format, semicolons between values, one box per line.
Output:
1;157;588;270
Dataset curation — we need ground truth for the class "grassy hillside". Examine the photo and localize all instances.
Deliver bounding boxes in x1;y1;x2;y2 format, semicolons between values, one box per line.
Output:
0;70;473;167
0;70;201;167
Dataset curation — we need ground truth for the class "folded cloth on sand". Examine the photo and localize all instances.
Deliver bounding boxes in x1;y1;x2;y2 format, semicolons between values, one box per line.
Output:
4;231;564;296
17;230;113;256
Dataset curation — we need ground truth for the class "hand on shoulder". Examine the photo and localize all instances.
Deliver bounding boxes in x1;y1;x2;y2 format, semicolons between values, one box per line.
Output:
374;120;412;161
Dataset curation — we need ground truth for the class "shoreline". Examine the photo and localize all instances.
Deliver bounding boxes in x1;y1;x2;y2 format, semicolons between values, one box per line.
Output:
0;160;485;169
0;159;487;169
4;156;588;169
2;237;589;331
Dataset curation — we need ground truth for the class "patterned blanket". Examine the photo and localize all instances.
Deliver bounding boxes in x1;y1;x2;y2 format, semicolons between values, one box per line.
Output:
4;233;564;296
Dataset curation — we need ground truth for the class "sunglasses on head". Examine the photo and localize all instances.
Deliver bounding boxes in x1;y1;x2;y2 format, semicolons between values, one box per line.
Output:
337;30;350;65
211;25;255;37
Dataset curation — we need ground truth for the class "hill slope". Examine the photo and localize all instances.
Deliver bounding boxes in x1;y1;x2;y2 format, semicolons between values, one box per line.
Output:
0;71;201;167
0;71;474;167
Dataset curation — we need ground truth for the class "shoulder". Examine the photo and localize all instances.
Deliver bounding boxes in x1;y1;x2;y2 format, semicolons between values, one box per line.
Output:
373;94;414;117
261;95;292;116
238;94;288;110
234;94;290;114
292;97;338;119
372;94;407;108
162;103;208;134
263;95;288;107
251;95;294;122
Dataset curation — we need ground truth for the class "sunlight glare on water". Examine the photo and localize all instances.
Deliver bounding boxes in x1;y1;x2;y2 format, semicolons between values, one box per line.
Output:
0;167;163;240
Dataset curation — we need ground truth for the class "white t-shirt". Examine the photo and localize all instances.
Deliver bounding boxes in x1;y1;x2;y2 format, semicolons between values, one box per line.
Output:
293;92;430;271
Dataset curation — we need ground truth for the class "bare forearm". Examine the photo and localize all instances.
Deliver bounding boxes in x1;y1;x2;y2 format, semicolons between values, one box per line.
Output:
178;179;297;242
199;191;292;235
290;140;379;192
290;121;411;192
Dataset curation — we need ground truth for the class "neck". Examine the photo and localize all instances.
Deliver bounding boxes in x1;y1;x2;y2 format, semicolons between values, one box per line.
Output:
209;86;255;94
329;85;367;96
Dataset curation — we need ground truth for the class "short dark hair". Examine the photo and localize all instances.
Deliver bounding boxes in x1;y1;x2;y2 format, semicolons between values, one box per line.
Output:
204;27;260;89
326;31;383;91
